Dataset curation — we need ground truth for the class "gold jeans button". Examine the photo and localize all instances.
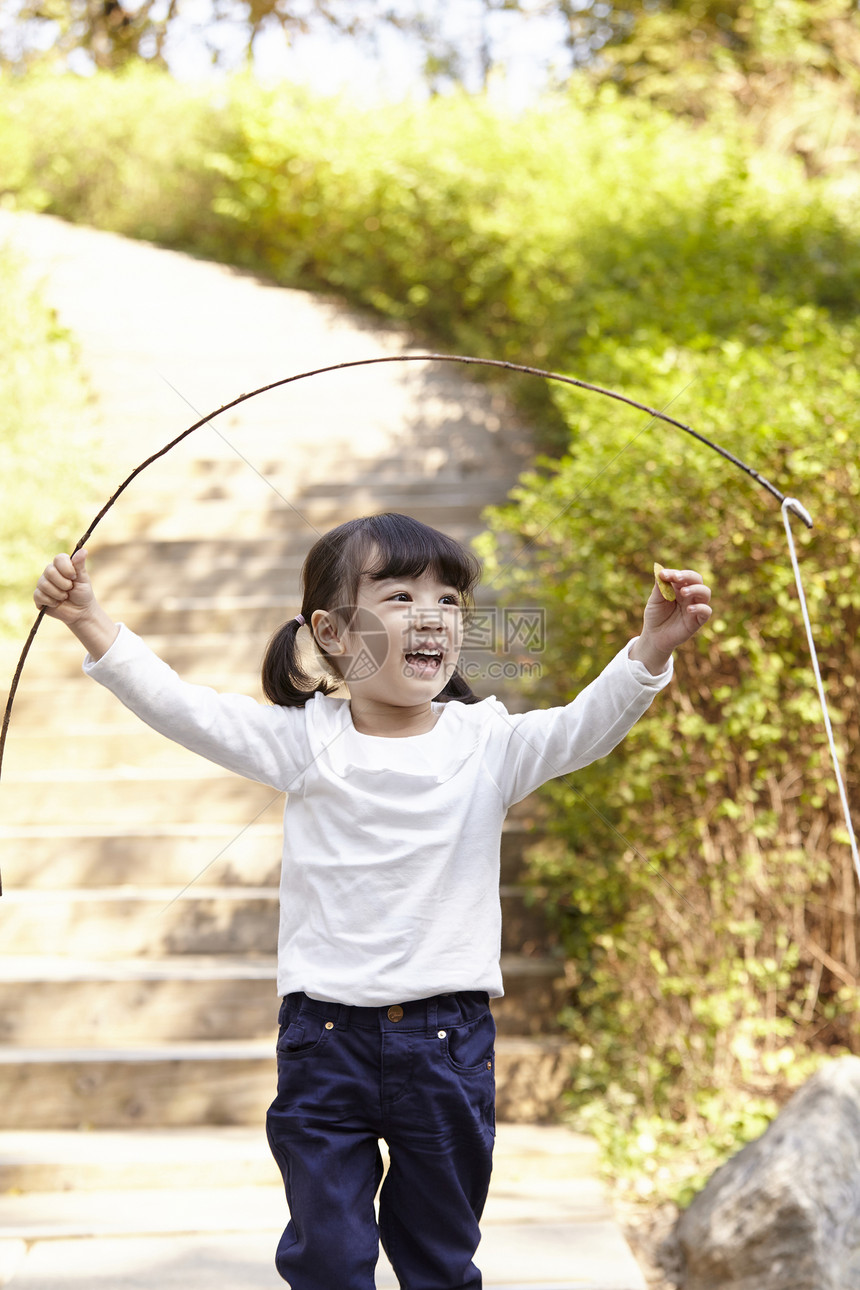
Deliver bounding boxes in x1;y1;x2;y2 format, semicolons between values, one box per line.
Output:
387;1005;404;1023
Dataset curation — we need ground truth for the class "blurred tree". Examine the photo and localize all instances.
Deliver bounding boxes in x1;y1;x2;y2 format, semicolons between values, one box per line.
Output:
3;0;858;95
525;0;860;173
0;0;433;72
580;0;860;107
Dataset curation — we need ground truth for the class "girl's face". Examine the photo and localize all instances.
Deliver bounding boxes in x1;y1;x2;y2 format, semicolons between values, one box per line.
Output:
313;567;465;718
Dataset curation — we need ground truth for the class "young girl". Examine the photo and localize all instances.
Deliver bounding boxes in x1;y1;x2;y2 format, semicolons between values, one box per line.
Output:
34;511;712;1290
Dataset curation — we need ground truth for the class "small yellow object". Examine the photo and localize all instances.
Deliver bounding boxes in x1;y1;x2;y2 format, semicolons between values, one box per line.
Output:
653;562;676;601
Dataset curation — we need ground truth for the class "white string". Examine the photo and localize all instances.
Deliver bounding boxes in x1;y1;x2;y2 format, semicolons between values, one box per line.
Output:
782;498;860;887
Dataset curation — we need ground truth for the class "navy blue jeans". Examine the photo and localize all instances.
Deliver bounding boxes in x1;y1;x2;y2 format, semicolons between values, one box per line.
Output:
265;990;497;1289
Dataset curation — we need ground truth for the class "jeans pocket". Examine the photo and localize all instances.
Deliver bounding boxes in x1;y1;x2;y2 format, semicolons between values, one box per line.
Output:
442;1011;496;1076
276;1015;332;1061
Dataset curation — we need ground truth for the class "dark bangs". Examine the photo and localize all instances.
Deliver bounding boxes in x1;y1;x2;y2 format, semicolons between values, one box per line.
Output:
342;513;482;605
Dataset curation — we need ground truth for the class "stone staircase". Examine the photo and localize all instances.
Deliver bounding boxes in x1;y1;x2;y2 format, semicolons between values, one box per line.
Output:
0;449;576;1162
0;211;650;1290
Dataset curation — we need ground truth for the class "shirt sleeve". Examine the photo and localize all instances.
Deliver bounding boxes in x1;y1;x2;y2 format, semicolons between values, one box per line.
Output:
82;623;311;792
484;638;673;808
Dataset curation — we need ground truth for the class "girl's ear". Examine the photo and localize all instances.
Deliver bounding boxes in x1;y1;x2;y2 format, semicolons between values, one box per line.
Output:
311;609;346;656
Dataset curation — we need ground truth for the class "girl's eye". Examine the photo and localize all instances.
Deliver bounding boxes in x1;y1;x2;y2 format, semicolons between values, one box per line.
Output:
386;591;460;605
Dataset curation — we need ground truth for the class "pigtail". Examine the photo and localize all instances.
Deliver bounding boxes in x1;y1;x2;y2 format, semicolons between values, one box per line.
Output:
262;618;338;708
435;667;482;705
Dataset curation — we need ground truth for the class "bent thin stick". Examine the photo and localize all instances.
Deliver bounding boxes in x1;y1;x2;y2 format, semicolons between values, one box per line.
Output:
0;352;810;895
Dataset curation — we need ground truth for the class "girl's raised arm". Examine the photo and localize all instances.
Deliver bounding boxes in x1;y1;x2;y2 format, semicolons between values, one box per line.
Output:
34;550;120;661
35;549;307;793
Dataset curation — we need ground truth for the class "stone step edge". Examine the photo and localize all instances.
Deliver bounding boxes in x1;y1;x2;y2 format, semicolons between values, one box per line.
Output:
0;1186;287;1242
97;470;522;494
0;1124;601;1204
0;885;280;904
0;883;541;905
0;1182;612;1242
0;952;562;984
0;955;278;983
0;1122;594;1166
0;822;284;839
104;478;512;499
0;813;539;840
0;1036;574;1065
6;765;263;783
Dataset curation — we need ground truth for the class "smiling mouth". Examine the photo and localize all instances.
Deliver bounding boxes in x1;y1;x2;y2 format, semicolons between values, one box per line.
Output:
404;649;443;676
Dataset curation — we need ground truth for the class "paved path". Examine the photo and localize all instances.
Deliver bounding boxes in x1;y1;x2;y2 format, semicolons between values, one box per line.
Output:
0;210;644;1290
0;209;533;532
0;1125;645;1290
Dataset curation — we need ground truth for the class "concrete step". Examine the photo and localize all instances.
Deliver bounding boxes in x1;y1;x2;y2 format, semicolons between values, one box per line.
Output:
87;484;507;568
0;1187;288;1244
4;726;265;774
0;822;284;890
130;455;523;491
0;1126;620;1289
93;554;305;604
0;954;567;1045
0;886;550;958
59;597;295;640
296;475;520;501
0;1126;280;1193
0;957;280;1045
0;1180;615;1244
2;773;283;826
5;680;267;730
0;1123;602;1208
0;887;280;957
108;469;516;514
0;817;542;889
0;1213;647;1290
0;633;270;683
107;494;486;542
0;1036;577;1129
0;1041;276;1130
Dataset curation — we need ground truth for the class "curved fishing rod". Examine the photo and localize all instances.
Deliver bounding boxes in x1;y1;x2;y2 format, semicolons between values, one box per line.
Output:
0;351;814;895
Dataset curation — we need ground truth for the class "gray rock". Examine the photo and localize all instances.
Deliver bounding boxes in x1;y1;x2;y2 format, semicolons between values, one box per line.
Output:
671;1056;860;1290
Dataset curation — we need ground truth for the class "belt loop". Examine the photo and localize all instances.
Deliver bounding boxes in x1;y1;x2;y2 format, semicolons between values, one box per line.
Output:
427;997;438;1034
336;1002;348;1030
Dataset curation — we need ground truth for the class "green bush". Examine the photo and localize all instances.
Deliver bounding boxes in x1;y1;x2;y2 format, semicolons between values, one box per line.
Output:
0;248;103;636
3;70;858;435
0;69;232;248
477;308;860;1200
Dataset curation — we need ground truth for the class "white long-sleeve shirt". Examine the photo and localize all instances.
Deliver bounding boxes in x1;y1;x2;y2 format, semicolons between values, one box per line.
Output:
84;626;672;1004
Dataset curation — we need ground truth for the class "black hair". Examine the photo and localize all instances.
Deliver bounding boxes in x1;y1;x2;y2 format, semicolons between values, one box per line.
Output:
262;512;483;707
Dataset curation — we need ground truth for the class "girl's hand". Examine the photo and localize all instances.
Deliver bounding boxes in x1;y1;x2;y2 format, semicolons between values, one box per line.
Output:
34;550;119;659
34;550;96;624
629;568;712;674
